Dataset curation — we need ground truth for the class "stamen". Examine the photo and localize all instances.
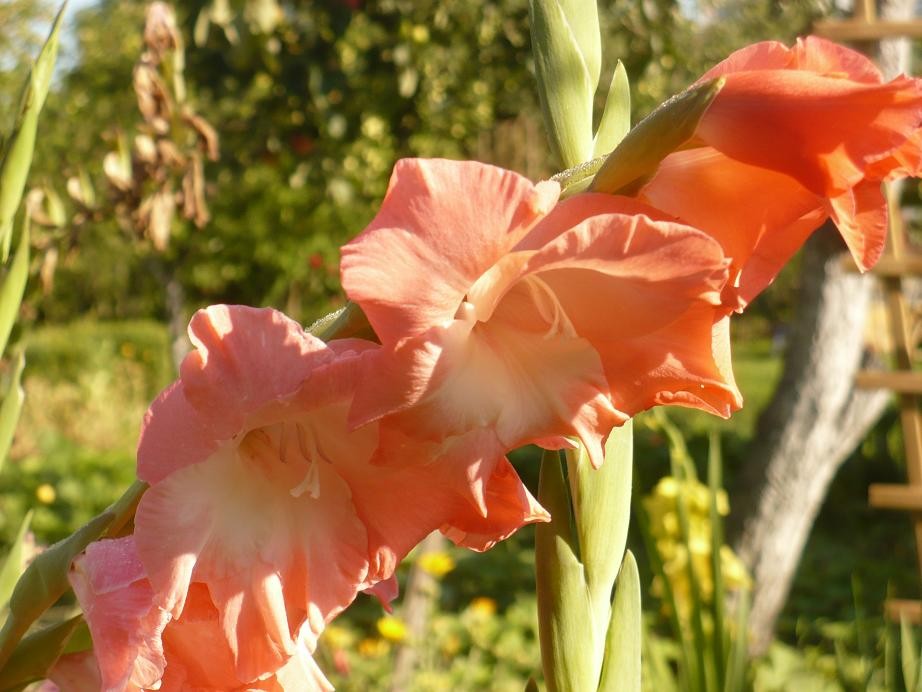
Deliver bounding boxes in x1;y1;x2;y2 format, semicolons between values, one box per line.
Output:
522;275;576;339
290;457;321;499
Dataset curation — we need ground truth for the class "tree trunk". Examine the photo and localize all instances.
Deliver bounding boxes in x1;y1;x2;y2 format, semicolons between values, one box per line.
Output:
730;0;913;653
730;228;890;654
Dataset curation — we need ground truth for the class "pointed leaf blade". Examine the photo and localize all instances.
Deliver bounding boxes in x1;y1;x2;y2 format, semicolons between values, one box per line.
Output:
529;0;594;168
0;3;66;257
568;420;632;625
0;352;26;474
0;614;82;690
0;510;33;610
535;450;596;692
0;215;31;360
597;551;641;692
593;61;630;157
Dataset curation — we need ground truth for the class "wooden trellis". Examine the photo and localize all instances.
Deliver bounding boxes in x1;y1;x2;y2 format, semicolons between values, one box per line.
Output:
816;0;922;623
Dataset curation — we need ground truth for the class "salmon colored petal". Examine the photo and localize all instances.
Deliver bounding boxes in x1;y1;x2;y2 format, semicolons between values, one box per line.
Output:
441;456;550;551
639;147;827;306
341;158;559;343
521;208;728;341
180;305;332;438
699;40;793;79
700;36;882;83
44;651;109;692
514;193;675;252
134;448;369;680
790;36;882;83
350;296;622;468
68;538;170;691
698;70;922;197
136;382;219;485
591;303;741;417
827;179;888;272
339;426;547;567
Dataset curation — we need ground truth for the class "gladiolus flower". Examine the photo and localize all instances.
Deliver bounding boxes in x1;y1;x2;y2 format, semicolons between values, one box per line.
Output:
639;36;922;307
65;536;332;691
341;158;740;472
130;304;546;684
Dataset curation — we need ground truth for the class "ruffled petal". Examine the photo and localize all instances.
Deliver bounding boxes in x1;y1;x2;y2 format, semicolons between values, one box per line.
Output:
340;426;546;567
44;651;108;692
441;456;550;551
639;147;827;305
790;36;882;83
350;294;621;467
700;36;882;83
591;302;742;417
698;70;922;197
180;305;331;438
827;179;888;272
136;382;219;485
68;538;170;692
341;158;559;343
699;40;793;79
134;445;369;680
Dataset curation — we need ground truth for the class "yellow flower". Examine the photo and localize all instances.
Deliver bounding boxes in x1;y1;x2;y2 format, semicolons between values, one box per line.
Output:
469;596;497;617
358;638;390;658
322;624;354;650
35;484;56;504
376;615;408;643
418;550;455;578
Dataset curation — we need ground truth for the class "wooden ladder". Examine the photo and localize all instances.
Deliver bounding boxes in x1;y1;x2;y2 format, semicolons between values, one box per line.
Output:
816;1;922;623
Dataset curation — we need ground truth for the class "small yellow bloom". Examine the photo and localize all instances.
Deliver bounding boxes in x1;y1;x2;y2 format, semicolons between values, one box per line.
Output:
376;615;408;643
322;624;353;650
358;637;390;658
469;596;497;617
35;484;56;504
418;550;455;578
119;342;137;359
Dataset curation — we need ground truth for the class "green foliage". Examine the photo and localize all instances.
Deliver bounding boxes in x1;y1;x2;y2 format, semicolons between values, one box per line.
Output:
0;320;168;548
637;414;752;692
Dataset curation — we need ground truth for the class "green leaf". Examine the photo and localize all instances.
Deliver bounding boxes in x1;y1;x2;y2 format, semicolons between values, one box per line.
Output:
902;614;919;692
529;0;594;168
0;614;82;691
535;450;596;692
635;488;697;690
597;551;641;692
724;590;750;692
567;420;632;640
0;3;66;260
708;431;728;688
590;77;725;196
0;506;116;669
0;352;26;474
0;511;32;611
593;61;630;157
0;217;30;360
670;440;709;692
554;0;601;94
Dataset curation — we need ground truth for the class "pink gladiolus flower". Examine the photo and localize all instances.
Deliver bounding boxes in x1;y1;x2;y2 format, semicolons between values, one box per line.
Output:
129;304;545;684
640;36;922;307
65;536;332;691
341;158;741;472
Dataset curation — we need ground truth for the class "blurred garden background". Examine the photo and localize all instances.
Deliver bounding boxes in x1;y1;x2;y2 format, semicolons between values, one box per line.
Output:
1;0;921;689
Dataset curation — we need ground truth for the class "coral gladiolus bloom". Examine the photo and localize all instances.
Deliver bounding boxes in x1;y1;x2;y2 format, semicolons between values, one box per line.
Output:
133;305;546;684
640;36;922;307
67;536;332;691
341;159;741;470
